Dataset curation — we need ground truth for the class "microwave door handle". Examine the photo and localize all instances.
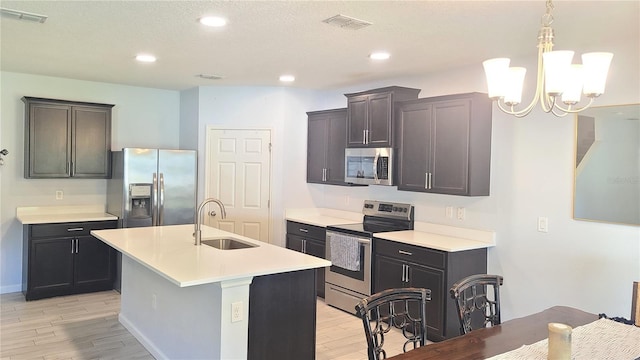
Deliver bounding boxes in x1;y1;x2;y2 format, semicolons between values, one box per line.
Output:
373;152;379;182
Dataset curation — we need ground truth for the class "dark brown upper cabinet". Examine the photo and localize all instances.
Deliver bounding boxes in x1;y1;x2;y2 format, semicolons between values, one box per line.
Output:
23;97;114;179
307;108;349;185
395;93;492;196
345;86;420;147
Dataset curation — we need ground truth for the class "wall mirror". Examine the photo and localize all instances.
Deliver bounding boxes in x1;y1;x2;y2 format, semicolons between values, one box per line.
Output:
574;103;640;226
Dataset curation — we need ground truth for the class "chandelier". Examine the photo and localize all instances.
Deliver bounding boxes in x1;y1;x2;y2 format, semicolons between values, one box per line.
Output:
482;0;613;118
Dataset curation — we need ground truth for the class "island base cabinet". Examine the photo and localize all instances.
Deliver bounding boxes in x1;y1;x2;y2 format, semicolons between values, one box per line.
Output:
22;221;117;301
248;269;317;360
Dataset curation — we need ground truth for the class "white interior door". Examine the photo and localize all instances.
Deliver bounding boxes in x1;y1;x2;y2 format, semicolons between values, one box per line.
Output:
205;128;272;243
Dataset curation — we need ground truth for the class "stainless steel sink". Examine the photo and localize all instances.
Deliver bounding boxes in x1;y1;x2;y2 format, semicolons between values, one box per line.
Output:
201;238;258;250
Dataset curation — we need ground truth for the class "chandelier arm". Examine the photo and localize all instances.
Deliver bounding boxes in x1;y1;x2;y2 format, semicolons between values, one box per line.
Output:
552;97;596;114
496;100;535;118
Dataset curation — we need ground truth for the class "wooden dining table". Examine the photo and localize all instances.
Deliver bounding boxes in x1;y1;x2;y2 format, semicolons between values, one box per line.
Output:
389;306;599;360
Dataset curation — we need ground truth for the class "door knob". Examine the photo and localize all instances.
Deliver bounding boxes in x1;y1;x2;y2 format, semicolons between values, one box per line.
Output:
209;210;217;217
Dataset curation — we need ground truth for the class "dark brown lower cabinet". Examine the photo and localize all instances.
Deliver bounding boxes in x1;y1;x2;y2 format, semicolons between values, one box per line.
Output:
248;269;317;360
285;221;327;298
22;220;117;300
374;238;487;341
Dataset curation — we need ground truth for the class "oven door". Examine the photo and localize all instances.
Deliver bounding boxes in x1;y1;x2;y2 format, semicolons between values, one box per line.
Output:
325;230;371;296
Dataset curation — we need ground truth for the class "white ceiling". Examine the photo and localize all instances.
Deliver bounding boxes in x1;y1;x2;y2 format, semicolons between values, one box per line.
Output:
1;1;637;91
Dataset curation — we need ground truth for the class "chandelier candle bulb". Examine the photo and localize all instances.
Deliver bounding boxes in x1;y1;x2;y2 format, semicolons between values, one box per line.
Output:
581;52;614;96
547;322;572;360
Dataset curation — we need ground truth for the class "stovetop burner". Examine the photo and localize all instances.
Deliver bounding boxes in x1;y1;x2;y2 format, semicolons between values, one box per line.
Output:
327;200;414;237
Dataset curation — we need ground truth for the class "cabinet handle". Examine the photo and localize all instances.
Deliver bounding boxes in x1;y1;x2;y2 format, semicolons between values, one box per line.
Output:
302;239;307;253
362;130;367;145
322;168;327;182
405;265;410;283
399;250;413;256
366;130;370;144
75;238;79;253
428;172;433;189
67;227;84;232
425;173;429;189
70;161;75;177
299;228;308;233
71;239;75;254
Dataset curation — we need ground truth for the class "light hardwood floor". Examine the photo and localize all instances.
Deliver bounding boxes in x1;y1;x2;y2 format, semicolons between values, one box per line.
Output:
1;291;411;359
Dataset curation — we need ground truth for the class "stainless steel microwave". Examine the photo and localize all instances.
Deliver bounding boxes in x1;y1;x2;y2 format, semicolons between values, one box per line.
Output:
344;148;394;185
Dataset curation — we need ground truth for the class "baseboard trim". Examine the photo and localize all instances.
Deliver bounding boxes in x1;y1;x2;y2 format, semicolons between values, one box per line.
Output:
1;284;22;294
118;313;168;360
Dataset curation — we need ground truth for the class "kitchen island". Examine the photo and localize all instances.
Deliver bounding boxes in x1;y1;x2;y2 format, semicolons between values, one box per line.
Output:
91;224;331;360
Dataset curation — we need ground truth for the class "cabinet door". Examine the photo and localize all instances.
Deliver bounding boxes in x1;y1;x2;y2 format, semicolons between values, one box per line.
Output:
72;106;112;178
430;100;471;195
286;234;304;253
74;235;115;288
304;238;326;298
29;238;75;296
374;255;406;293
307;114;328;183
26;102;71;178
325;110;347;184
367;92;393;146
347;95;368;146
397;101;432;191
408;263;445;341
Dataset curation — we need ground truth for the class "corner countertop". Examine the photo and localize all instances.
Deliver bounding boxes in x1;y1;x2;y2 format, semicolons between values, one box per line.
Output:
285;208;362;227
91;224;331;288
374;222;496;252
16;205;118;224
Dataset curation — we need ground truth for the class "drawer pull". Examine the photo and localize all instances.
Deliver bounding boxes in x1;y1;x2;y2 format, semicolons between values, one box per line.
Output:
398;250;413;256
67;227;84;232
299;228;309;233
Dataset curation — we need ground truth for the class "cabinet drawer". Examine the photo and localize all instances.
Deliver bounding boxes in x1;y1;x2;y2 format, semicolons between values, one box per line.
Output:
286;221;326;241
30;221;117;239
374;238;446;269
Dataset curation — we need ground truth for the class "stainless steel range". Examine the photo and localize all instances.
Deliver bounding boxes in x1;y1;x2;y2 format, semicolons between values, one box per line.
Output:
325;200;414;314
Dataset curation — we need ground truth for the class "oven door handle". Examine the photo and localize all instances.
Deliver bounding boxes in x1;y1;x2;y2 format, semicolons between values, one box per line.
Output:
357;238;371;245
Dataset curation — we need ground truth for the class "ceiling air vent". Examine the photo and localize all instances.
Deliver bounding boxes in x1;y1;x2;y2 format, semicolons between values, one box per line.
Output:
197;74;223;80
322;14;372;30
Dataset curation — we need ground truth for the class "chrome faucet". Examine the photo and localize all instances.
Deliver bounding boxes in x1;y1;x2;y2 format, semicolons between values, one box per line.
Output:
194;198;227;245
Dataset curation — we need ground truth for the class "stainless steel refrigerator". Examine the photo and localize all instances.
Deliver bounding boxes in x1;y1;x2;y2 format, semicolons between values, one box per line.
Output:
106;148;197;290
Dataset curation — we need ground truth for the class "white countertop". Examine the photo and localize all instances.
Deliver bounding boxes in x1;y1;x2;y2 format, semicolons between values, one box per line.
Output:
91;225;331;287
374;230;494;252
285;208;362;227
17;205;118;224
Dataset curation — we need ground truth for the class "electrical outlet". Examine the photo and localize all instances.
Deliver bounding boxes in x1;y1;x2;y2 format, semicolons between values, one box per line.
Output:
55;190;63;200
537;217;549;233
446;206;454;218
151;294;157;310
456;207;465;221
231;301;243;322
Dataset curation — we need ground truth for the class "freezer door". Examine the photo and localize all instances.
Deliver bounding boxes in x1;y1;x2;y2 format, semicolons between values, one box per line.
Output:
122;148;158;228
158;149;197;225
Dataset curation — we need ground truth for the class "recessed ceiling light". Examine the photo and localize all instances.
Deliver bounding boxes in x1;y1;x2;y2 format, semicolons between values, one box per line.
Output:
135;54;157;63
279;75;295;83
199;16;227;27
369;52;391;60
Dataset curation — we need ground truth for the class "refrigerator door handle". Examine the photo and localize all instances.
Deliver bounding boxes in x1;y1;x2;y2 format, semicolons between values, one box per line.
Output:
152;172;158;226
159;173;165;226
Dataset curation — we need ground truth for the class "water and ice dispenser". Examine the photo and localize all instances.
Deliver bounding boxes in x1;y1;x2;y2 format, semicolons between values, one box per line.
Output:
129;183;152;218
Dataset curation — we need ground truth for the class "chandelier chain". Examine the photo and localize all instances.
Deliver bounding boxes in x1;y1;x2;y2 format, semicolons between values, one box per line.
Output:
542;0;554;26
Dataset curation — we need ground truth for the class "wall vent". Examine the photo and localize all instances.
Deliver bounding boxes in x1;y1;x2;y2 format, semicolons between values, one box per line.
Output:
322;14;372;30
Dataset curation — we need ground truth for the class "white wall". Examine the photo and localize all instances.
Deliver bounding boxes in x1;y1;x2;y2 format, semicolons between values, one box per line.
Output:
0;72;180;293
